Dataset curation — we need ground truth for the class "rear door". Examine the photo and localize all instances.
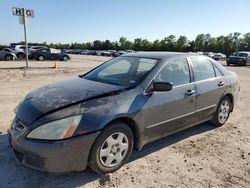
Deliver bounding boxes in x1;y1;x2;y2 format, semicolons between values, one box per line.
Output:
142;58;198;139
190;58;226;120
49;49;59;60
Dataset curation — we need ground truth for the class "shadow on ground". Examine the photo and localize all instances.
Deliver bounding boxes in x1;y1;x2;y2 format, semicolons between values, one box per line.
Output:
0;122;216;188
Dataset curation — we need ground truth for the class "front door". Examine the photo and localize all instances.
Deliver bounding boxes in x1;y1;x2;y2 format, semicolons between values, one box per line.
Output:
141;58;197;139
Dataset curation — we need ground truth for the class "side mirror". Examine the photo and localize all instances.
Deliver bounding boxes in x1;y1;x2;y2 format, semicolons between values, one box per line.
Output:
152;81;173;92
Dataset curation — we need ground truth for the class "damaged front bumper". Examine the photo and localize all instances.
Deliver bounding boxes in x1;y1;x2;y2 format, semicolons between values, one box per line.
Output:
7;126;100;173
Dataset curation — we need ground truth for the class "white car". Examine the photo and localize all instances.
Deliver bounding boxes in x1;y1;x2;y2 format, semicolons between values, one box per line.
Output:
213;53;226;61
12;45;26;58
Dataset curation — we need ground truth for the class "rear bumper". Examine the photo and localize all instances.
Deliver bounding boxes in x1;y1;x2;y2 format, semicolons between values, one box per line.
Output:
8;128;100;173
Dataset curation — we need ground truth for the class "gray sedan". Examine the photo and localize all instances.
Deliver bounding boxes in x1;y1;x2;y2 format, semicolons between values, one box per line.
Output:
8;52;239;174
0;51;17;61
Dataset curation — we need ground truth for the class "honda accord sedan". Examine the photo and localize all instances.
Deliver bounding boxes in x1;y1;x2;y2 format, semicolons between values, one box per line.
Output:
8;52;240;174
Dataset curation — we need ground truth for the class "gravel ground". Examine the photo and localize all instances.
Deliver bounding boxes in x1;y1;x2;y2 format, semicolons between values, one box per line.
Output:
0;55;249;188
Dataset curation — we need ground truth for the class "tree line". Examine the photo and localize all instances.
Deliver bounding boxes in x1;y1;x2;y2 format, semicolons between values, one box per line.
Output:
16;32;250;56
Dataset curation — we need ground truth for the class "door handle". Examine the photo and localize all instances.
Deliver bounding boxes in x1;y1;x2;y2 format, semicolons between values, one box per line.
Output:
185;89;196;96
218;81;225;87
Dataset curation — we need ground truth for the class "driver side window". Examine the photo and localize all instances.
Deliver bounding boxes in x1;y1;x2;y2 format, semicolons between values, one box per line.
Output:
155;59;191;86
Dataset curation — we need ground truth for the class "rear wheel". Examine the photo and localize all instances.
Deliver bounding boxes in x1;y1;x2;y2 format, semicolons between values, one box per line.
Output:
38;55;45;61
89;122;134;174
210;96;232;127
17;53;25;59
63;56;68;61
5;55;13;61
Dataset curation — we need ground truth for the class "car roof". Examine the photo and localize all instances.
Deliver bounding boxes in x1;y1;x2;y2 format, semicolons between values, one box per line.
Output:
238;51;250;54
121;51;193;60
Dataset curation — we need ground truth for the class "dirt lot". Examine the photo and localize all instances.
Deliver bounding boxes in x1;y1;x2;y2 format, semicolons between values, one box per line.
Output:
0;55;249;188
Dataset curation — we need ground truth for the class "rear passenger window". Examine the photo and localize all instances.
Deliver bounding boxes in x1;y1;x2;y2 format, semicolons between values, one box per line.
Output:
155;59;190;86
191;59;215;81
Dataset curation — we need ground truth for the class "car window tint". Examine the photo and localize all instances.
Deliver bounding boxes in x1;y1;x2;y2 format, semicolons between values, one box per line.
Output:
85;57;158;87
137;59;156;73
98;60;131;77
213;64;223;77
155;59;190;86
191;59;215;81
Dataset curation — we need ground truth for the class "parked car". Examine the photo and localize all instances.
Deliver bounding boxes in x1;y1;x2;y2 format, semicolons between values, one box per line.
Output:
12;45;26;59
80;50;91;55
95;50;112;56
31;48;71;61
113;50;127;57
28;46;45;56
125;50;134;53
2;47;14;53
107;50;117;56
203;52;215;58
227;51;250;66
8;52;239;174
61;49;73;54
213;53;226;61
70;49;81;54
0;51;17;61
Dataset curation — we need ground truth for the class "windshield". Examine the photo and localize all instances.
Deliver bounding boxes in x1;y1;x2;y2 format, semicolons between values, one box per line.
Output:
84;57;158;87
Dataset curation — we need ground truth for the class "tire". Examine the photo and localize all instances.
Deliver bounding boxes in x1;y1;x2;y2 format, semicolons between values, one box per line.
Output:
89;121;134;174
38;55;45;61
210;96;232;127
63;56;68;61
5;55;13;61
17;53;25;59
226;62;230;66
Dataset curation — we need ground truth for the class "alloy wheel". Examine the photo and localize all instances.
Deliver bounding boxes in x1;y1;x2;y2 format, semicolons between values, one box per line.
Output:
63;56;68;61
218;100;230;124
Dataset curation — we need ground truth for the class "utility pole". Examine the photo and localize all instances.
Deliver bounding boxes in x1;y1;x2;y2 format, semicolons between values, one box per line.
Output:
23;8;29;68
12;7;34;68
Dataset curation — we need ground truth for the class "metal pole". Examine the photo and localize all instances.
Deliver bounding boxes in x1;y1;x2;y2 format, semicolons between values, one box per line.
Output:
23;8;29;68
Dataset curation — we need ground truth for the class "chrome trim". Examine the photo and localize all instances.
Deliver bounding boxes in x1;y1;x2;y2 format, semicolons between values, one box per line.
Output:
146;104;217;129
196;104;217;112
146;111;196;129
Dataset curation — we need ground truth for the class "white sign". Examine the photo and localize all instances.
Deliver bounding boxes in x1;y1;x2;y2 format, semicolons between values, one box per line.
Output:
12;7;34;18
12;7;34;68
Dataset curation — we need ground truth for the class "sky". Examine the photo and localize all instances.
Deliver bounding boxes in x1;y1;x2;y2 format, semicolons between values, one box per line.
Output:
0;0;250;45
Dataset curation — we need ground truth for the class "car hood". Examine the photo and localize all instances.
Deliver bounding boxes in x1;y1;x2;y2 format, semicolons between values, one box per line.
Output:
16;77;126;125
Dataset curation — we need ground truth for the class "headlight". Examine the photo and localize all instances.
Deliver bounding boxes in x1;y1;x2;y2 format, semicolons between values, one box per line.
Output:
27;115;82;140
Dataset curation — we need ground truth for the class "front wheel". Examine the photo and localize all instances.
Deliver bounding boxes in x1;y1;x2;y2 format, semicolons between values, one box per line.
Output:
5;55;13;61
88;122;134;174
227;62;230;66
210;96;232;127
